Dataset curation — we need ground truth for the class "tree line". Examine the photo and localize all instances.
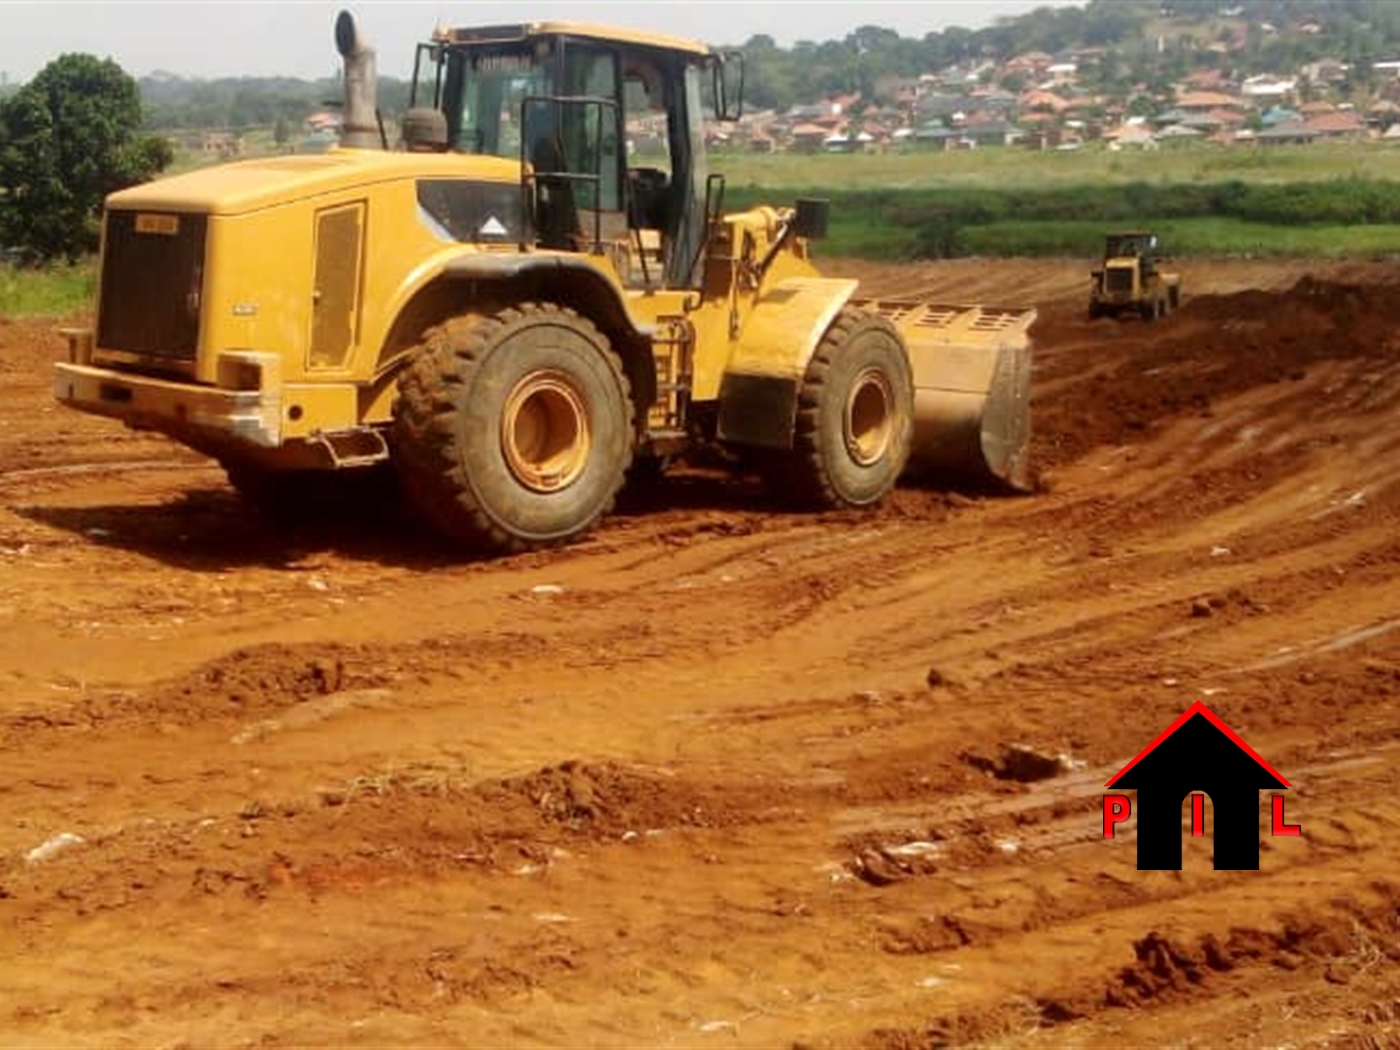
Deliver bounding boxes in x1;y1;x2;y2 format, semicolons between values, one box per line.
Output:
0;55;171;263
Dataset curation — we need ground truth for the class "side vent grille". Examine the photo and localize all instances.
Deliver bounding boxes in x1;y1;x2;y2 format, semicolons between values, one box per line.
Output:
310;202;365;369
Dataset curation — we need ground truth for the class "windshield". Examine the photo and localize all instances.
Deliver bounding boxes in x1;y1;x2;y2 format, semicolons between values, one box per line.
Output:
442;43;552;157
1106;234;1153;258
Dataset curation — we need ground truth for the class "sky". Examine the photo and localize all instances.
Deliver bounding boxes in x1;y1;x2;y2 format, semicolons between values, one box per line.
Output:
0;0;1084;83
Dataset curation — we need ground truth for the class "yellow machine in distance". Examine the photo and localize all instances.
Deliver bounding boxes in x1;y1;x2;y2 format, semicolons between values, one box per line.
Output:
54;11;1035;553
1089;231;1182;322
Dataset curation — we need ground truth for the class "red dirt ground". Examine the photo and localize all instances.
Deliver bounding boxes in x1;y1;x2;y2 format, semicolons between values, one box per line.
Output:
2;257;1399;1048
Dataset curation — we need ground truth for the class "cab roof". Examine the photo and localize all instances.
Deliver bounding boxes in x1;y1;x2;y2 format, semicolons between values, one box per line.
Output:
434;21;712;57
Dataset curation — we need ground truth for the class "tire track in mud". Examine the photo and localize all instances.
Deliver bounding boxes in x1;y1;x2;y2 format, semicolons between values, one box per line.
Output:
6;267;1400;1046
9;724;1396;1048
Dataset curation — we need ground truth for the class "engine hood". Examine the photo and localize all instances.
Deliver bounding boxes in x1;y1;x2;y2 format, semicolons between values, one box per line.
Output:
107;148;525;217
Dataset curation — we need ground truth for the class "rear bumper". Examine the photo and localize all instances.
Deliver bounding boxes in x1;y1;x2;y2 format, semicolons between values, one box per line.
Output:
53;361;282;448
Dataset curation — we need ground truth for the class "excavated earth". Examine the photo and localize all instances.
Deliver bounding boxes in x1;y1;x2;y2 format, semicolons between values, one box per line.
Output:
2;257;1399;1048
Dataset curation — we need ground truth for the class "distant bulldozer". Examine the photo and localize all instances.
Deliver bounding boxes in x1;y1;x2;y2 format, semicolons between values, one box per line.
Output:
1089;231;1181;322
54;11;1035;555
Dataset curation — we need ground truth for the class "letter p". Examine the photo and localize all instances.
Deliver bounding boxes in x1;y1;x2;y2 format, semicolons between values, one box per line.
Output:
1103;794;1131;838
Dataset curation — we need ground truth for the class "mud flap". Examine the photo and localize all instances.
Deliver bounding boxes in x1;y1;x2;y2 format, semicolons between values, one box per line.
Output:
715;372;799;449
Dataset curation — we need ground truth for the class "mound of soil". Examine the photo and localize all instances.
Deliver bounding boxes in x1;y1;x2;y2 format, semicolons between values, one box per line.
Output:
1033;276;1400;468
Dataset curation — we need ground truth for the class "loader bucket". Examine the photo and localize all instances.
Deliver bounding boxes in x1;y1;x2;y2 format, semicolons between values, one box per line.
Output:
853;298;1036;491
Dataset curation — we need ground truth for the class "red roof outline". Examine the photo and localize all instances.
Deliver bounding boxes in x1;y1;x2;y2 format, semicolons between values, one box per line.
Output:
1105;700;1290;788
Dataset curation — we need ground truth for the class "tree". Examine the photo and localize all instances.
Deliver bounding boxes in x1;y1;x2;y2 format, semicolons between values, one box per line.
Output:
0;53;170;263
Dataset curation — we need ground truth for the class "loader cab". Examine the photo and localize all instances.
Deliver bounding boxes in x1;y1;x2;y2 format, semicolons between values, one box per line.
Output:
1103;231;1159;276
1103;232;1157;261
409;23;739;289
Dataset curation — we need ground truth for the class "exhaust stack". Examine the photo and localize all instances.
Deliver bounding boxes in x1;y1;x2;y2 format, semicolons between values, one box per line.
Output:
335;10;380;149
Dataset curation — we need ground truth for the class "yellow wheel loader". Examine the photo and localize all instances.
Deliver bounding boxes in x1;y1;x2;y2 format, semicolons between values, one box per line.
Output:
1088;231;1182;322
54;11;1035;553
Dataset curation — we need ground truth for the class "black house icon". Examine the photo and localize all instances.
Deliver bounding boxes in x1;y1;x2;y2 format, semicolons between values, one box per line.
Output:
1106;701;1289;870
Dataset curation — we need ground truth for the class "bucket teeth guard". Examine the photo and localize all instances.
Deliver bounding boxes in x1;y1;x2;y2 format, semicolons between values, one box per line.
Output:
853;298;1036;492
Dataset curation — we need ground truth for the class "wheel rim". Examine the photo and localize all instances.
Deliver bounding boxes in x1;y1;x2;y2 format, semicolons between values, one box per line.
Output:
500;370;591;493
844;367;894;467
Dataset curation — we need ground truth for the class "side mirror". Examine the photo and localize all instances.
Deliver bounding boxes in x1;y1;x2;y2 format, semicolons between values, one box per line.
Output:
713;51;745;122
792;198;829;240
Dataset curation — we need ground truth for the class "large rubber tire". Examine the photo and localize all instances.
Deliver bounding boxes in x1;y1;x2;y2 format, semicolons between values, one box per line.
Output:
392;303;634;553
763;307;914;509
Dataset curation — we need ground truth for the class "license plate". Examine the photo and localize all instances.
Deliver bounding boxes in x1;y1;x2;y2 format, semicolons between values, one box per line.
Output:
134;213;180;236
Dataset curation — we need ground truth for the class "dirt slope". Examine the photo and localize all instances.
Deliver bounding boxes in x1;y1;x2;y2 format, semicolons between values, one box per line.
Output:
1;258;1398;1049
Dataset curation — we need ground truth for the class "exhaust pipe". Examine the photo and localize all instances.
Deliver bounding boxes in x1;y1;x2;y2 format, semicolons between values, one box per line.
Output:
335;10;380;149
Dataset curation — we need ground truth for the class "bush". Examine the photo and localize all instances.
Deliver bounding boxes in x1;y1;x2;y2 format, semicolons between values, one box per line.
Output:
0;54;171;263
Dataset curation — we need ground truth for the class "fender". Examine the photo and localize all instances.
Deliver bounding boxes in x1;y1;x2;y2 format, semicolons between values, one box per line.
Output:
716;275;857;449
441;252;652;343
362;250;658;426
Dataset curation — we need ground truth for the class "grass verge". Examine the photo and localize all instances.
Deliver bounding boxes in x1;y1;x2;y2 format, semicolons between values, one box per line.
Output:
0;262;95;318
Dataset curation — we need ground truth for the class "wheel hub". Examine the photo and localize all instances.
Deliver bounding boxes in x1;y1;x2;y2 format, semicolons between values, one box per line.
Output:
844;367;893;467
500;370;591;493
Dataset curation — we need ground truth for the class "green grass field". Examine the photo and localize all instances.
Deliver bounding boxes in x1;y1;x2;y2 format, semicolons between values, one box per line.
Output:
712;141;1400;192
715;142;1400;258
0;263;95;318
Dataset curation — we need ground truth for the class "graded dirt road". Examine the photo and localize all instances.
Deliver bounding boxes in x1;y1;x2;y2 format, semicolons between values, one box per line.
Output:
1;258;1398;1048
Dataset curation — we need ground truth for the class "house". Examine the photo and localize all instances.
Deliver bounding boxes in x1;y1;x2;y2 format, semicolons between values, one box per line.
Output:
1241;75;1297;101
1157;123;1205;142
305;110;342;133
201;131;243;157
788;123;829;153
1020;89;1070;114
1368;100;1400;130
1206;107;1247;128
1176;90;1241;113
1182;68;1230;92
1003;50;1054;77
1257;121;1315;145
1177;114;1221;133
960;120;1025;147
1260;105;1302;126
1304;111;1368;139
1106;701;1290;871
1107;124;1158;150
1302;59;1350;85
912;122;959;149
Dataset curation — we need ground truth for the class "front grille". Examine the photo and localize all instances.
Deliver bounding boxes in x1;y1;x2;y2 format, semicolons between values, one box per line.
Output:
97;211;207;359
1105;267;1134;295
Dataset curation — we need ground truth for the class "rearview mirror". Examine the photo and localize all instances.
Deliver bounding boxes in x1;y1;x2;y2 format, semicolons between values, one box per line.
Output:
713;50;744;122
792;198;829;241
